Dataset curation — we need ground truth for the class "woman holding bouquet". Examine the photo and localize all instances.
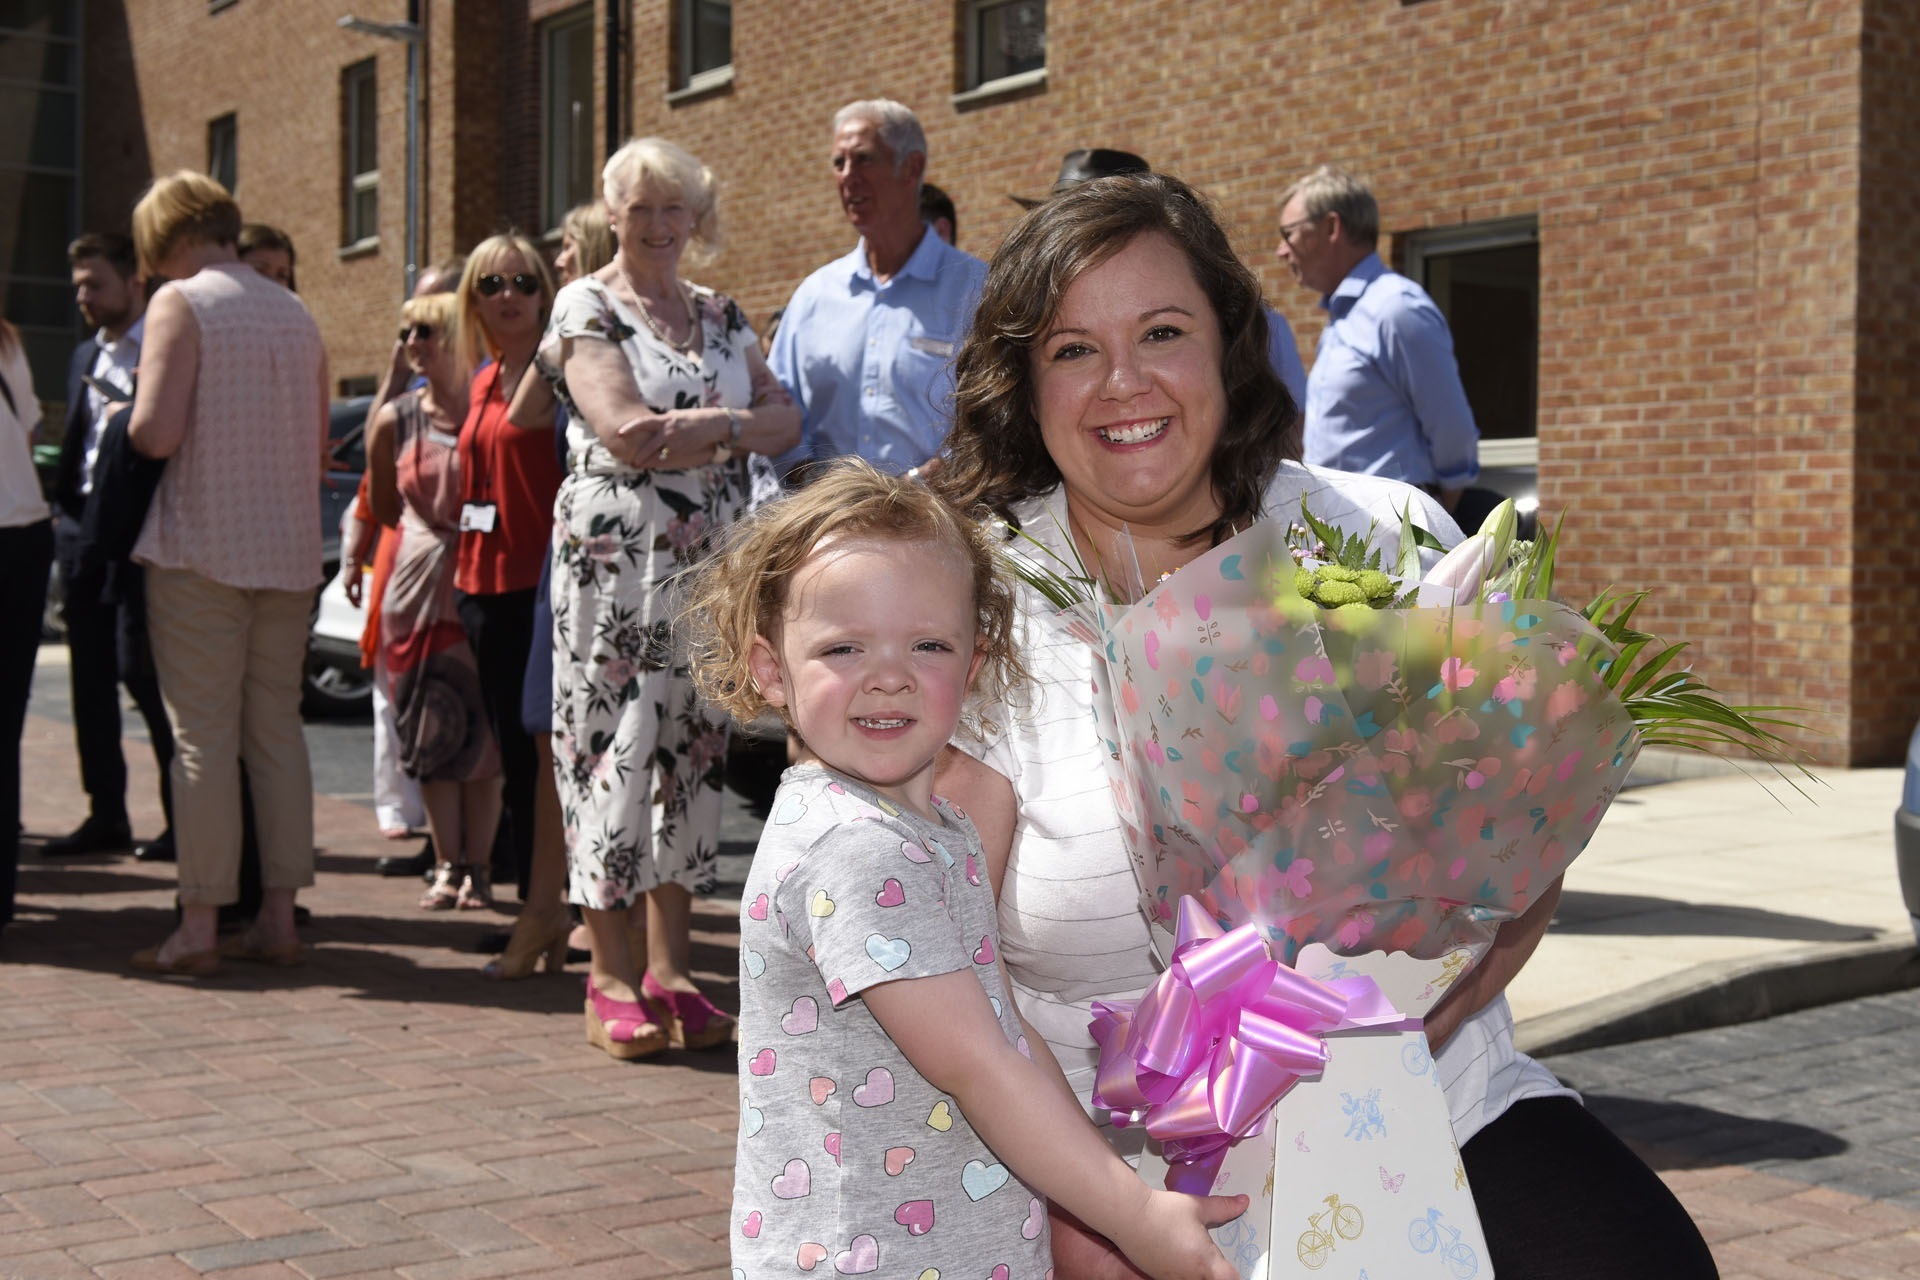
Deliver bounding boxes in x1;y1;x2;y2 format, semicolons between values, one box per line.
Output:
934;173;1716;1279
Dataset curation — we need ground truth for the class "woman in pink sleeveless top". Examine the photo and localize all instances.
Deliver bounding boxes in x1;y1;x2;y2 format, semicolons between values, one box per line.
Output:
126;171;328;977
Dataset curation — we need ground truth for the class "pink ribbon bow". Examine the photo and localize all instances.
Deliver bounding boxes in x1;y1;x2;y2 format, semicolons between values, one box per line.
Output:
1090;898;1406;1194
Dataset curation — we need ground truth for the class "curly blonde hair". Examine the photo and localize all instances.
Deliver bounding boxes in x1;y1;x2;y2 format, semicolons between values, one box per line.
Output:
683;459;1027;742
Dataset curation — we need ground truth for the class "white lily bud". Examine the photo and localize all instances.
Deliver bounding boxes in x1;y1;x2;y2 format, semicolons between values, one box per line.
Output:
1417;532;1496;607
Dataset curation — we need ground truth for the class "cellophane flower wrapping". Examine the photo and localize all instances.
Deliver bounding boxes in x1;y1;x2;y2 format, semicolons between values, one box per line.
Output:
1084;517;1641;1279
1092;517;1639;967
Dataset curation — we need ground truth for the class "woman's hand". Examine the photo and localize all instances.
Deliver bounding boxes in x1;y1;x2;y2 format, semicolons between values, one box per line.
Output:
613;410;712;468
1423;878;1562;1051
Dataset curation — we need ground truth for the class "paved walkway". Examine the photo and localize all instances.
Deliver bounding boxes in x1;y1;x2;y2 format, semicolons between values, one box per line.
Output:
5;643;1917;1277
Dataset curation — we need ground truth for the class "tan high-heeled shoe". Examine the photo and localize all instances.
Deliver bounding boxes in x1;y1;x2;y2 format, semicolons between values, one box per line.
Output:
481;909;571;980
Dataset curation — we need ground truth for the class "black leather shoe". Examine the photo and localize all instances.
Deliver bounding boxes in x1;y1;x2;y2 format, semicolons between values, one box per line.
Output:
43;816;134;857
376;844;433;878
133;832;176;863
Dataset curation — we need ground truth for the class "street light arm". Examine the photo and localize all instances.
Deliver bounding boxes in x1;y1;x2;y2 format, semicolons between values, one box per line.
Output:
337;15;420;42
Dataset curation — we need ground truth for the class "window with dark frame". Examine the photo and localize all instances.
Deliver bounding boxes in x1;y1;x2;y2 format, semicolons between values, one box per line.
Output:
1400;217;1540;467
342;59;379;246
207;113;237;194
964;0;1046;90
541;7;596;230
676;0;732;91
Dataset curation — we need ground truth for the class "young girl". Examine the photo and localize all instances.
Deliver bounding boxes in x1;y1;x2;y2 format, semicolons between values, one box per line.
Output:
686;460;1242;1280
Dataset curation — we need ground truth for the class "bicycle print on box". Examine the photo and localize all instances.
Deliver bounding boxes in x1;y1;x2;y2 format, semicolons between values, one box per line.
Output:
1134;945;1493;1279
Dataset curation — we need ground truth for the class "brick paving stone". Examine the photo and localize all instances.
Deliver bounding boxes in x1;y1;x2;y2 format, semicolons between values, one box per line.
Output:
178;1228;353;1271
67;1223;243;1266
204;1192;331;1238
289;1238;458;1278
2;1249;109;1279
615;1220;732;1271
1546;987;1920;1279
98;1187;222;1232
393;1244;568;1279
93;1256;210;1280
5;1184;123;1226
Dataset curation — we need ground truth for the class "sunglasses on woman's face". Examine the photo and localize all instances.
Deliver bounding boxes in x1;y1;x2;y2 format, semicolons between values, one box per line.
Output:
398;323;436;342
475;272;541;298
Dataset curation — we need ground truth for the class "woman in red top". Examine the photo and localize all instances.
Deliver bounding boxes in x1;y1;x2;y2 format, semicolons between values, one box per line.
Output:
452;234;564;909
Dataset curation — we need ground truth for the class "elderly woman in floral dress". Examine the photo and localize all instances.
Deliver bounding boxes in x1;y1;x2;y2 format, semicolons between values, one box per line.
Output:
542;137;799;1059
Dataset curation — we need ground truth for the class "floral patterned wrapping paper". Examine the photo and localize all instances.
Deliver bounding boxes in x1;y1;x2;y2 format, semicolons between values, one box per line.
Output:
1086;518;1643;967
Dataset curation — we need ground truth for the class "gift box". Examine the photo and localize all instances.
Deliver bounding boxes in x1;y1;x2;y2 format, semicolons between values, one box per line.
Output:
1133;944;1490;1279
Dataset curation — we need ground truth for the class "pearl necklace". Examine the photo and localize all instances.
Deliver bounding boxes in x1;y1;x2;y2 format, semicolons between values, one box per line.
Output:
618;265;700;354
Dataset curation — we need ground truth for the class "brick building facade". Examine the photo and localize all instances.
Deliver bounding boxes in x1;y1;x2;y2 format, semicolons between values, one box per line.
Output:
67;0;1920;766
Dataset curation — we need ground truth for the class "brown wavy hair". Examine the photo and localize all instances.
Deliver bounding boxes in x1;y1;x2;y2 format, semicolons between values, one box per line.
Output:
682;458;1026;743
935;171;1296;547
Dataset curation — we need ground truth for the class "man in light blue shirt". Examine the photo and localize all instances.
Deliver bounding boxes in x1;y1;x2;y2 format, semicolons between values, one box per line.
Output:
771;99;986;478
1277;166;1478;511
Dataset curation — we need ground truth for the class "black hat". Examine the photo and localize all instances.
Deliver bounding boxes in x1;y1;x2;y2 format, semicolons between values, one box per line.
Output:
1010;148;1151;208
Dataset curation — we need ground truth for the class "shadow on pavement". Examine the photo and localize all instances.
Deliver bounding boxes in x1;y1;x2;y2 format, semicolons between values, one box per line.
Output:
1555;891;1880;943
1578;1092;1847;1170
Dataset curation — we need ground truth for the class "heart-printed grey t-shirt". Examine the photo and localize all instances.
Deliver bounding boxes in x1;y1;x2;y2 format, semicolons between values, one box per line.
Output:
730;765;1051;1278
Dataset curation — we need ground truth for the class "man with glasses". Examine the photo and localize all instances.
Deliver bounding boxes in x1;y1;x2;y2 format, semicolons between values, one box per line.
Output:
1276;165;1478;512
770;98;986;481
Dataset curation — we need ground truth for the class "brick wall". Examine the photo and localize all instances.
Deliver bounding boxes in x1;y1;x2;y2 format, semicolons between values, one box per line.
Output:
87;0;1919;763
1853;0;1920;763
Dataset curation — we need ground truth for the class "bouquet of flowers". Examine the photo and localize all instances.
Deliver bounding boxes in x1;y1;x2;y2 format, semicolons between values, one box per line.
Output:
1008;497;1805;1278
1010;497;1805;966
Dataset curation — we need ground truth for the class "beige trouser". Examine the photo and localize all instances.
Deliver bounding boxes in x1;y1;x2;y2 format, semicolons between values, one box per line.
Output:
145;566;316;906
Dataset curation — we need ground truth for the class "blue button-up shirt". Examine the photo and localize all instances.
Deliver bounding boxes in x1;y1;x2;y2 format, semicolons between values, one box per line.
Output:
1304;253;1478;490
1265;306;1307;413
770;226;987;475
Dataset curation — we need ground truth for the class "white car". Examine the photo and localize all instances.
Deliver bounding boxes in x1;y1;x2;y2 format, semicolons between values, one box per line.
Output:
303;396;376;718
305;560;372;717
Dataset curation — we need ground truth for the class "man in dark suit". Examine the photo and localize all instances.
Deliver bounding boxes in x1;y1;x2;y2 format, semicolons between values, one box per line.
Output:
47;232;174;860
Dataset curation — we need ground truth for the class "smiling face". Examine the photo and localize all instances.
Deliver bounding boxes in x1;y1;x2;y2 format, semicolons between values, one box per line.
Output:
831;117;923;240
612;180;695;276
749;535;982;818
1030;231;1228;542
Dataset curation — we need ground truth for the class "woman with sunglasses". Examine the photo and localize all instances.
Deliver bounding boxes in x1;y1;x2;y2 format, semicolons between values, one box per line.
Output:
542;137;798;1059
365;292;502;908
483;202;620;978
451;235;565;913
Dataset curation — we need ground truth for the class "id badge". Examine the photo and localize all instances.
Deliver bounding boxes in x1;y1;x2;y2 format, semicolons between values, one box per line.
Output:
459;501;498;533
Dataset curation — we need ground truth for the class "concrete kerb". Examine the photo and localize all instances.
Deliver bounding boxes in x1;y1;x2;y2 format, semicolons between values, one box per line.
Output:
1518;929;1920;1058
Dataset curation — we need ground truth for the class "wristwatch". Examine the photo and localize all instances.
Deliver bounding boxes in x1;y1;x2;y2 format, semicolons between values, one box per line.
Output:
712;407;741;464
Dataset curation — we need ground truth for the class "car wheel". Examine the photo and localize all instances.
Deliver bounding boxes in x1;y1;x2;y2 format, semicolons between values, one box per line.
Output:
302;652;374;718
303;560;373;718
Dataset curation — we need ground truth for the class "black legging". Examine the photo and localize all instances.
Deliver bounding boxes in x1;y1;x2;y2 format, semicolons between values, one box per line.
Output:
458;586;536;899
0;519;53;930
1462;1096;1719;1278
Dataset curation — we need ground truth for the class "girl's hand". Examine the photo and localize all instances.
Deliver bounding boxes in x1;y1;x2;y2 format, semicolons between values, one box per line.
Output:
1112;1191;1246;1280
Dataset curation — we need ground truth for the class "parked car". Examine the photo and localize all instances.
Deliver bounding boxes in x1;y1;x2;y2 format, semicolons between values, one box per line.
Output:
303;396;375;717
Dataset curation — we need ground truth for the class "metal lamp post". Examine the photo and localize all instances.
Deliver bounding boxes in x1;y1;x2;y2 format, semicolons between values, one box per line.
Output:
338;9;421;298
